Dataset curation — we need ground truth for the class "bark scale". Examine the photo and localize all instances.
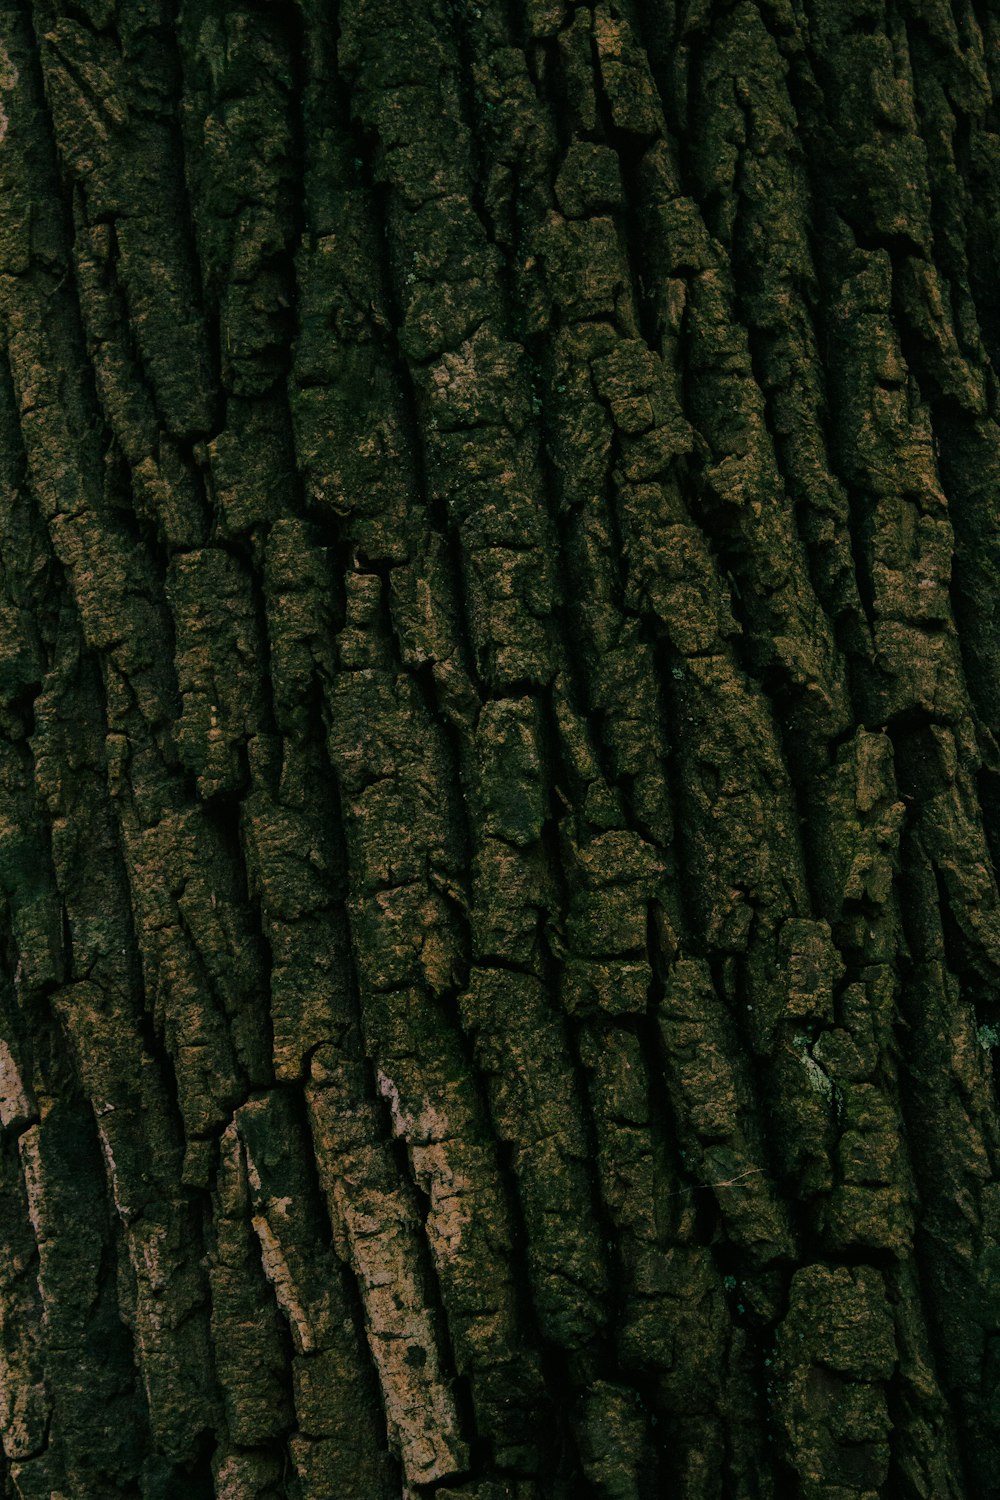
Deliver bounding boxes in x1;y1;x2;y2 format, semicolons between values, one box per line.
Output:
0;0;998;1496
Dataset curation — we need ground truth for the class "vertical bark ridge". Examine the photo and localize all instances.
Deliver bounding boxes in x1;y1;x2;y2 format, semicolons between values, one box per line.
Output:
0;1;998;1497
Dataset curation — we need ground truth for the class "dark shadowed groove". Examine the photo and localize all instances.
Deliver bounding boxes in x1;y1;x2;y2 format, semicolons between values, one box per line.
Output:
434;15;697;1462
333;98;488;711
887;832;985;1500
126;0;224;436
301;28;530;1424
316;20;609;1481
0;1;997;1495
283;9;497;1456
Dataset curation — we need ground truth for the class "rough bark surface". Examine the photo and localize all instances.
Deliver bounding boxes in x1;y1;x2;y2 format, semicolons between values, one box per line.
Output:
0;0;998;1495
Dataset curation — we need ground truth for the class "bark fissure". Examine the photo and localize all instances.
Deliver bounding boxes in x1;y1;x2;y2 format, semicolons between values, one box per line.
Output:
1;0;999;1496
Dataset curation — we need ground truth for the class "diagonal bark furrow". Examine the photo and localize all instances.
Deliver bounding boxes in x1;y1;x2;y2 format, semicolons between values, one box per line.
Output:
0;0;277;1190
667;7;961;1447
0;1;999;1497
796;11;1000;1481
287;6;578;1479
239;715;412;1494
176;0;303;414
235;1088;401;1496
0;10;308;1491
31;621;224;1473
316;0;653;1482
373;8;929;1488
322;564;557;1484
560;5;995;1494
0;89;227;1481
453;30;797;1480
32;0;219;439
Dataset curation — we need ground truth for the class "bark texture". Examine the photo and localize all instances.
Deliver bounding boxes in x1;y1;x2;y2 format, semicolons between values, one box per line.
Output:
0;0;998;1495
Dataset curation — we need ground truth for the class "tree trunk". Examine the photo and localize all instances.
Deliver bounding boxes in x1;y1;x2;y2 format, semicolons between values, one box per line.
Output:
0;0;997;1495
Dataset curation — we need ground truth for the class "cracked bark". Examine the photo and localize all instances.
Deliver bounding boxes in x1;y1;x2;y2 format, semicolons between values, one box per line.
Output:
0;0;998;1496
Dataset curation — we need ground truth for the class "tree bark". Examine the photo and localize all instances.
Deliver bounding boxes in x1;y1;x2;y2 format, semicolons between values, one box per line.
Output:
0;0;998;1495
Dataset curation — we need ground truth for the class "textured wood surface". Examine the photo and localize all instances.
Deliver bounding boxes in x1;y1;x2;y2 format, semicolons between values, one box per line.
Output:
0;0;998;1495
